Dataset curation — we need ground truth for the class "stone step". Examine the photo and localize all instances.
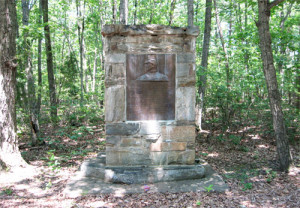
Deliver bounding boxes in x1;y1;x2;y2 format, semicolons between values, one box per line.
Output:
79;153;205;184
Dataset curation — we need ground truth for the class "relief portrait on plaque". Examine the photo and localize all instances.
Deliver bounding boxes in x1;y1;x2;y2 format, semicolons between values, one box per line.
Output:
137;54;168;82
126;54;175;121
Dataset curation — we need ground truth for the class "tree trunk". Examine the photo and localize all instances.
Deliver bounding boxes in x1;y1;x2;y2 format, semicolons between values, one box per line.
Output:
187;0;194;27
41;0;57;122
92;48;97;93
134;0;138;25
256;0;291;171
76;0;84;104
197;0;212;130
119;0;128;24
228;0;232;46
149;0;155;24
296;69;300;110
37;0;42;117
112;0;117;24
80;2;88;94
22;0;40;146
195;0;199;23
169;0;176;26
213;0;231;126
244;0;249;76
277;3;293;96
213;0;230;86
243;0;250;102
0;0;27;169
83;38;88;93
91;1;103;98
296;30;300;110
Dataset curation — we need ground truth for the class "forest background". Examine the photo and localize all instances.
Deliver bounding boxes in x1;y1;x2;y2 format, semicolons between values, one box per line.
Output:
14;0;299;158
14;0;299;143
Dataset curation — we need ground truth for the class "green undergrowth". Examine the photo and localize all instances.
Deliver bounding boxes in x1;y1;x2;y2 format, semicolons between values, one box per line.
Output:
223;164;279;191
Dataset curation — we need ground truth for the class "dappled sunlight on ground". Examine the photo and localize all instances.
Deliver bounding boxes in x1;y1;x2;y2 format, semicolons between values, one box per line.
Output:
207;152;219;158
113;188;127;197
250;134;261;140
257;144;269;149
0;166;39;184
86;200;115;208
1;121;299;207
240;200;258;208
238;125;262;133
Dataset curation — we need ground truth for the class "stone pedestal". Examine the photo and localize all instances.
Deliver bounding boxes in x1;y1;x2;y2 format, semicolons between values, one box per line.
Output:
80;152;205;184
102;25;199;169
64;25;229;195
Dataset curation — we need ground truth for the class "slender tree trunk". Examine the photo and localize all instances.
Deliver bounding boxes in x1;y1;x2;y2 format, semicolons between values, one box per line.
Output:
119;0;128;24
149;0;154;24
41;0;57;122
37;0;42;117
187;0;194;27
134;0;137;25
213;0;231;126
213;0;230;85
296;68;300;110
99;0;104;106
277;9;285;94
195;0;199;23
169;0;176;26
91;2;102;97
92;49;97;93
79;1;88;93
22;0;40;146
256;0;292;171
242;1;250;102
277;3;293;96
83;37;88;93
228;0;232;46
112;0;117;24
61;10;80;86
296;29;300;110
197;0;212;130
76;0;84;104
56;35;66;101
244;0;249;77
0;0;27;169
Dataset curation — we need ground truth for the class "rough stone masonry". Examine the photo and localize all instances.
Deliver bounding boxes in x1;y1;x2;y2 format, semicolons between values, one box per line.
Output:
64;25;228;194
102;24;199;167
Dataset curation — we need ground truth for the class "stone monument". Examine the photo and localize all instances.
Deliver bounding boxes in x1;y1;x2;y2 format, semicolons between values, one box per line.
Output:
93;24;204;183
65;25;228;196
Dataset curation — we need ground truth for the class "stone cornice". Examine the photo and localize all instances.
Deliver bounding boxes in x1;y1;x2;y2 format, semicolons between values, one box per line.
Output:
102;24;200;37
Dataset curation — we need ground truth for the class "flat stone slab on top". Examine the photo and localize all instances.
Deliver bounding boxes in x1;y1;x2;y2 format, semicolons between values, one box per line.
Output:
101;24;200;37
64;153;228;198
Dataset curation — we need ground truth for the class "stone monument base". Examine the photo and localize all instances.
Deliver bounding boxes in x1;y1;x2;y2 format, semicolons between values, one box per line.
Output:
80;152;205;184
64;153;228;197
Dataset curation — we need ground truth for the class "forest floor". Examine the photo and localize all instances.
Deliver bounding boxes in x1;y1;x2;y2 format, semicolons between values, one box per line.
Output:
0;120;299;208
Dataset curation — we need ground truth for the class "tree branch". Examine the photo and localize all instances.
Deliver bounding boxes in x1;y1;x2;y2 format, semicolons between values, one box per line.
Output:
268;0;285;10
282;2;294;23
29;0;37;10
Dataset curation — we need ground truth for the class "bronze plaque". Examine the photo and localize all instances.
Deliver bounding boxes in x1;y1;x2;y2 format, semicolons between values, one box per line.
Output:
126;54;175;121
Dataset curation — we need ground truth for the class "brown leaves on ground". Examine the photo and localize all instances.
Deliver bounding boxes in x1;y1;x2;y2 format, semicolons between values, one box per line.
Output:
0;123;299;208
